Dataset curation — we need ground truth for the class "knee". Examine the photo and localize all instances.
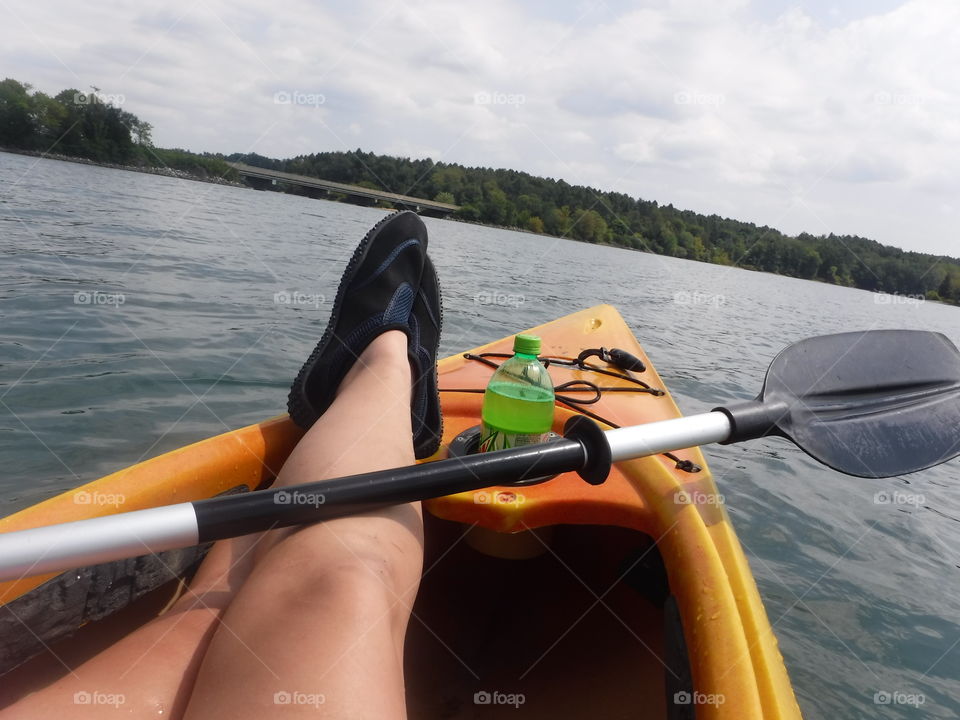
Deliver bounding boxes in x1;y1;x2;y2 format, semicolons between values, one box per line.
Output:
250;554;403;635
262;523;423;602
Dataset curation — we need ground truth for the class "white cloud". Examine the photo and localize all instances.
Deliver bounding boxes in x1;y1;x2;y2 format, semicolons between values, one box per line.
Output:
1;0;958;255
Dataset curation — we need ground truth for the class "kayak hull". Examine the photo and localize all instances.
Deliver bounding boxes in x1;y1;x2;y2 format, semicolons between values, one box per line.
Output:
0;305;801;719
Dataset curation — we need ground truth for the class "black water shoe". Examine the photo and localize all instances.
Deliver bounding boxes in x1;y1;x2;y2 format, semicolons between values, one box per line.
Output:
408;255;443;458
287;211;443;459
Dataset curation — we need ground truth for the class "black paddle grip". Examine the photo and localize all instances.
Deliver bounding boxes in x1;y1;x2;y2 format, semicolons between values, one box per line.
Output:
193;438;592;543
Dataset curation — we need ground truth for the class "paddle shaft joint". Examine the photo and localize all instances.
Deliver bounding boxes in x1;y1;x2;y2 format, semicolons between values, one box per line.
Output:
714;399;790;443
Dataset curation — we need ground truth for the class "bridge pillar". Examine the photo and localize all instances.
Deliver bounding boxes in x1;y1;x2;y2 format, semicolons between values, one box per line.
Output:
244;176;274;191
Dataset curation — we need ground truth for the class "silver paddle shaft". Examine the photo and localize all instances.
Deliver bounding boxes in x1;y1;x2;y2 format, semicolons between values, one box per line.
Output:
0;412;732;583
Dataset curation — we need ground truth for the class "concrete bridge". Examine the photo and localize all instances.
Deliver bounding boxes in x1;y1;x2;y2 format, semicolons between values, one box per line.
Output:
229;163;459;217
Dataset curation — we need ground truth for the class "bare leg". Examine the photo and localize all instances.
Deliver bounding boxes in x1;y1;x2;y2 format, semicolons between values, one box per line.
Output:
2;330;424;720
4;207;436;719
182;330;423;719
1;534;262;718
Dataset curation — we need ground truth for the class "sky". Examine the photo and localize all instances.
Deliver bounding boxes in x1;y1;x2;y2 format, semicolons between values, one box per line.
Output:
2;0;958;257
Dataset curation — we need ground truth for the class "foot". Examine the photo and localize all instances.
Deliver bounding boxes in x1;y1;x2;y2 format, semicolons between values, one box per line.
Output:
287;211;443;459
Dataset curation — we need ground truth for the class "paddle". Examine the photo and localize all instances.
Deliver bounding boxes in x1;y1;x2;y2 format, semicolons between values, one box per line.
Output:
1;329;958;583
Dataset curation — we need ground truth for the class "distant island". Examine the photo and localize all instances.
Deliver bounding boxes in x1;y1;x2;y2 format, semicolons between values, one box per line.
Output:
2;76;958;305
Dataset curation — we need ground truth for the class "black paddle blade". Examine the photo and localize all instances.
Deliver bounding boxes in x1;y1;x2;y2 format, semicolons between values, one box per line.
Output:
720;330;960;478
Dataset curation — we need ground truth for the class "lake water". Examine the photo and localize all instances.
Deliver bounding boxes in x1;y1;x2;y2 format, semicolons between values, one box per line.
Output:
1;151;958;718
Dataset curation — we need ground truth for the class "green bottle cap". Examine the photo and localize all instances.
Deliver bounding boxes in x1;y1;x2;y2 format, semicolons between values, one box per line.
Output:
513;334;541;356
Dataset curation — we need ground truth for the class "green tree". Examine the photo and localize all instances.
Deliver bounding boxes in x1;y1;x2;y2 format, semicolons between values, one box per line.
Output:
0;78;36;146
430;165;465;199
481;181;511;225
516;193;542;217
939;269;960;303
656;222;681;256
797;247;821;279
711;247;732;265
572;208;609;244
545;206;573;236
128;117;153;146
28;91;67;147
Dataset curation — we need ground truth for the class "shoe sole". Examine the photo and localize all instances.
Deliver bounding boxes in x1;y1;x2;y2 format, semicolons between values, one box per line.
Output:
413;259;443;459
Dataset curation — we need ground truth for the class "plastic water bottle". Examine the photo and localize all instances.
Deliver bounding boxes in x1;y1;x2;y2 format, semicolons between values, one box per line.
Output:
479;334;555;452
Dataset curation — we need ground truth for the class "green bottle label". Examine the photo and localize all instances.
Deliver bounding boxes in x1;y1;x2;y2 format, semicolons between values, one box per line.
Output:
479;421;548;452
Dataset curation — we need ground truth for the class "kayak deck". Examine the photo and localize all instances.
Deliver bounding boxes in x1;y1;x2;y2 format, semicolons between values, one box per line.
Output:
0;305;801;719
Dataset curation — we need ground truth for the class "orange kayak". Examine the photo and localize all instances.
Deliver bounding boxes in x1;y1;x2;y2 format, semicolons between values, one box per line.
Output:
0;304;801;718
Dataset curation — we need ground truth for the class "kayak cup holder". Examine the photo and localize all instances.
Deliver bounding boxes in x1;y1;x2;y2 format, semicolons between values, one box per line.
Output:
446;425;560;560
447;425;561;486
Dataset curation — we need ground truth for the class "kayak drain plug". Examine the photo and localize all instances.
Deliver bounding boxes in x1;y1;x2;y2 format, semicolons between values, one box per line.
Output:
563;415;612;485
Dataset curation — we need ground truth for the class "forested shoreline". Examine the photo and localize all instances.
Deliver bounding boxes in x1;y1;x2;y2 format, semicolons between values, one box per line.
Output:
233;149;960;304
3;76;957;304
0;78;238;181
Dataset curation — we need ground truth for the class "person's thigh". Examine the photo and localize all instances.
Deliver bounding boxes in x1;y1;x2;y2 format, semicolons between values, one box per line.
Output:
182;504;423;720
0;534;261;720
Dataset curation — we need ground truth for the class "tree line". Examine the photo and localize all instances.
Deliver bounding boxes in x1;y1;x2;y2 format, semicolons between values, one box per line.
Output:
231;148;960;304
0;78;236;179
2;76;956;304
